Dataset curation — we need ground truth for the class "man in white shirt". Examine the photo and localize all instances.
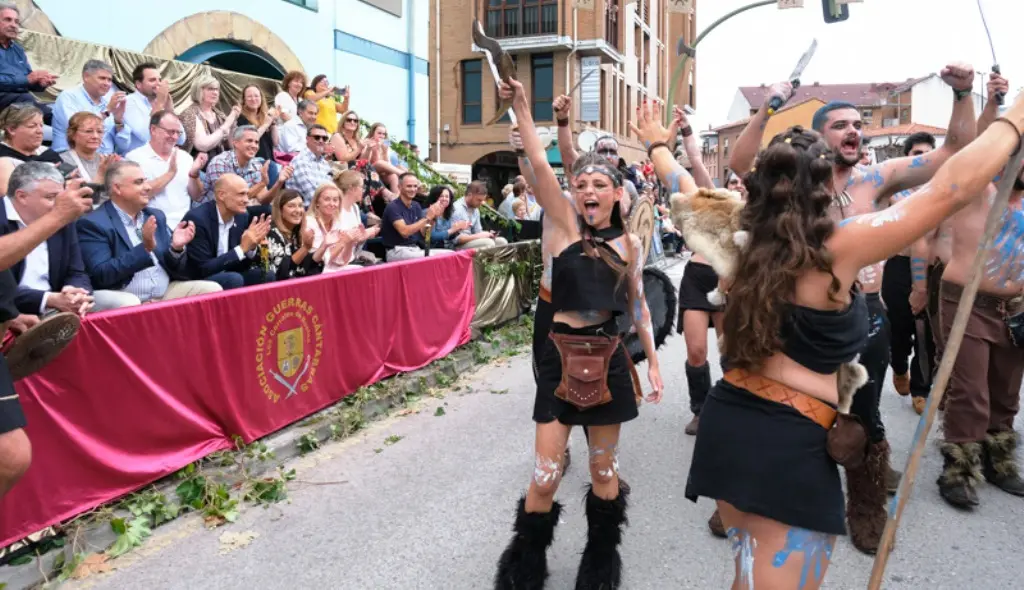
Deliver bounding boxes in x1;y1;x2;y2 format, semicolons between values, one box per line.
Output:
126;110;206;228
123;62;184;153
0;162;93;316
279;99;318;155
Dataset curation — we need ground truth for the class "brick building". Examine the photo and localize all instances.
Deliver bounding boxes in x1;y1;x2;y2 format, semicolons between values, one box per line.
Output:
428;0;697;194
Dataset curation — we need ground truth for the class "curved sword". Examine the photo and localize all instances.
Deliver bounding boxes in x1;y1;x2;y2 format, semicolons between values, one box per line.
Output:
472;20;518;126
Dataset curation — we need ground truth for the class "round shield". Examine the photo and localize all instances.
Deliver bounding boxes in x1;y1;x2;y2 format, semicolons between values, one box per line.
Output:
617;266;678;364
4;312;80;380
628;196;656;264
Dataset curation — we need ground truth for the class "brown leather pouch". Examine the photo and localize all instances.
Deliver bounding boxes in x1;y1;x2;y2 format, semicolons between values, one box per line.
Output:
827;413;868;469
549;332;620;410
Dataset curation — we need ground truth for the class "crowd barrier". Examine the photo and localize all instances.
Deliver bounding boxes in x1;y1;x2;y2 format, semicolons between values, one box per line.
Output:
0;250;493;548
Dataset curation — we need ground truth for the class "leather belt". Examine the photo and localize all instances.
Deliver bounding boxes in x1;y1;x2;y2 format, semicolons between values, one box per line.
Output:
723;368;837;430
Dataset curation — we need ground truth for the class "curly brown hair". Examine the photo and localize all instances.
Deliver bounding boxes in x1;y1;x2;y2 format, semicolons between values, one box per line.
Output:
722;126;841;370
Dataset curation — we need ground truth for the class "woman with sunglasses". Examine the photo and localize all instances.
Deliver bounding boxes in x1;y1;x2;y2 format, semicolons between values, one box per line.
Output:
330;110;364;167
360;122;404;199
493;78;663;590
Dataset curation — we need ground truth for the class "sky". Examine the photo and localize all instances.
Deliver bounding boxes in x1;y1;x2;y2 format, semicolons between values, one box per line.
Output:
690;0;1023;130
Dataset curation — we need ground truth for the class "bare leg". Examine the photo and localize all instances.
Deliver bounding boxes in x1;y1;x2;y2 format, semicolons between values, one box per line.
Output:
683;310;713;435
575;423;629;588
525;421;571;512
0;428;31;498
717;501;836;590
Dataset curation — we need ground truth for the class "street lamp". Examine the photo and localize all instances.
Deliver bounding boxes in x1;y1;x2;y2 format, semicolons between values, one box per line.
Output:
665;0;856;124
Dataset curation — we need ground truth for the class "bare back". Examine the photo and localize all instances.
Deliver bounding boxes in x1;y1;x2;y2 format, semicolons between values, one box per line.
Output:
943;187;1024;298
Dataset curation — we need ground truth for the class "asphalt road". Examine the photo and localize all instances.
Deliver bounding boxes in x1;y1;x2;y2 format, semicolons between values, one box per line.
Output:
65;261;1024;590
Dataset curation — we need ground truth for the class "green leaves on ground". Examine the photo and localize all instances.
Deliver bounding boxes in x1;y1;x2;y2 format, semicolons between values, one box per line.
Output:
107;517;151;557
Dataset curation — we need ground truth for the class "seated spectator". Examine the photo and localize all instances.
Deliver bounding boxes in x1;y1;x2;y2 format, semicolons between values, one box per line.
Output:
181;173;275;290
127;110;206;228
59;112;120;192
424;185;468;249
390;140;410;169
0;3;55;121
264;189;320;280
332;170;380;268
77;161;221;310
512;199;528;220
0;162;93;315
179;76;240;165
380;173;452;262
51;59;131;155
275;71;307;124
278;99;317;156
0;104;61;193
204;126;291;205
306;183;355;272
498;177;526;219
359;123;402;198
124;62;182;153
237;84;278;161
450;181;508;250
303;74;348;136
330;109;364;166
285;124;333;206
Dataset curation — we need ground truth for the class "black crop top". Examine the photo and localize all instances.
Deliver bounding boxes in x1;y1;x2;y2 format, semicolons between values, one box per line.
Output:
550;234;629;316
778;288;869;374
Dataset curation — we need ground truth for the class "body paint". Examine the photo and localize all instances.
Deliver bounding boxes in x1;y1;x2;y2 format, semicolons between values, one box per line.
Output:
908;155;930;169
533;454;562;487
589;443;619;479
851;167;884;189
772;528;834;590
727;528;757;590
858;264;880;286
911;257;928;282
666;168;691;194
855;206;904;227
986;207;1024;286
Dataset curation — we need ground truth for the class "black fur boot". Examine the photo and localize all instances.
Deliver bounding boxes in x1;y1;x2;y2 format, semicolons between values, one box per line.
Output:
495;497;563;590
982;431;1024;497
574;482;629;590
684;363;711;435
845;439;890;555
937;442;982;509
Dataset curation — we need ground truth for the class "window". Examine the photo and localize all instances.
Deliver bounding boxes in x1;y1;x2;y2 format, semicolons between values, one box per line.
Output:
532;54;554;121
462;60;482;125
605;0;619;48
356;0;400;16
487;0;558;38
283;0;318;10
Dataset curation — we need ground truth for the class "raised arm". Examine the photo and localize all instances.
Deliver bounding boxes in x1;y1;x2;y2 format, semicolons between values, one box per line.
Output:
553;95;579;172
829;90;1024;274
870;64;977;199
628;234;662;402
977;72;1009;136
0;184;92;271
729;82;793;175
673;106;714;189
628;101;697;195
501;79;574;230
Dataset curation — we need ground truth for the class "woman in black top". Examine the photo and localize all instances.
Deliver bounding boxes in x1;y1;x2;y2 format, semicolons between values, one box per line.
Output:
0;105;62;193
677;88;1024;588
236;85;278;161
263;190;320;280
493;79;662;590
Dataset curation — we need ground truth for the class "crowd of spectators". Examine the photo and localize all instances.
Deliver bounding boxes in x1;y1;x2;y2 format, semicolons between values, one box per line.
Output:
0;0;535;318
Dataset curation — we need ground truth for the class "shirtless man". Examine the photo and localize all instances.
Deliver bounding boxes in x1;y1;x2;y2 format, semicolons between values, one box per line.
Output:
884;132;938;415
728;63;978;554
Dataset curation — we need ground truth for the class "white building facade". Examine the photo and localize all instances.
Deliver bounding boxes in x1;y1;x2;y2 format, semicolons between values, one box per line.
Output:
29;0;430;148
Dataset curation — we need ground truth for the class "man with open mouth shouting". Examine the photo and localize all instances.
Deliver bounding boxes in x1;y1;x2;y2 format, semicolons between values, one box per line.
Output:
727;62;979;555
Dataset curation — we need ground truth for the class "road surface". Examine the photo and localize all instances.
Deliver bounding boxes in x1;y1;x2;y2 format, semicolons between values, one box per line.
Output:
65;261;1024;590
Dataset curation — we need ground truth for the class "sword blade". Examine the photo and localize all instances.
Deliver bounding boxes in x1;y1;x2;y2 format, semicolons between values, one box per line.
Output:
568;68;597;96
976;0;999;64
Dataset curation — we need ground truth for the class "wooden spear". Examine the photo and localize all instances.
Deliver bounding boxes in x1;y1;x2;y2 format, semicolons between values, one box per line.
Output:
867;142;1024;589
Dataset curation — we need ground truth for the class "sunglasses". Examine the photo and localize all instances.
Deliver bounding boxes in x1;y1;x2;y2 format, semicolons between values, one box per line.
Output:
345;117;359;123
310;135;329;142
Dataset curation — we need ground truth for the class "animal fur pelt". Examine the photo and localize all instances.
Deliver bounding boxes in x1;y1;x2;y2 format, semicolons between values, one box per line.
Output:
669;187;868;406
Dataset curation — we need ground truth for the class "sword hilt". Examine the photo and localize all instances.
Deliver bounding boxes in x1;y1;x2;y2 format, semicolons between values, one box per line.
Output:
993;64;1005;106
767;79;801;116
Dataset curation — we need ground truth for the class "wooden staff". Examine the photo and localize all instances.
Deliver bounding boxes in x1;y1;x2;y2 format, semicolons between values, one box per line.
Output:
867;143;1024;589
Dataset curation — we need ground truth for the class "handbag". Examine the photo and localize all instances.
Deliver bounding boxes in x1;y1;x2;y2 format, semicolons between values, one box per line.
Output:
827;414;868;470
549;332;620;411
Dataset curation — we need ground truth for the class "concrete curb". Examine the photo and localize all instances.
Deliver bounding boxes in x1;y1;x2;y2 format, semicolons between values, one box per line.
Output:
5;323;527;590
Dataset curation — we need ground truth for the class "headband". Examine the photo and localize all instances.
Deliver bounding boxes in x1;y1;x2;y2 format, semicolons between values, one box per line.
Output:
575;163;622;187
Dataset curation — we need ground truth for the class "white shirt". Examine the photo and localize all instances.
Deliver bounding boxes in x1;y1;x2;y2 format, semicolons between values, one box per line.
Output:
4;197;50;312
274;91;298;121
123;92;185;153
278;118;307;154
337;204;364;266
112;203;173;301
217;211;246;260
127;143;195;229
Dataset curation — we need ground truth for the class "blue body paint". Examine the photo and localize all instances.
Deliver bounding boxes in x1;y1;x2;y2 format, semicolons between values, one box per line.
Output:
727;528;757;590
772;528;834;589
986;207;1024;285
908;155;929;169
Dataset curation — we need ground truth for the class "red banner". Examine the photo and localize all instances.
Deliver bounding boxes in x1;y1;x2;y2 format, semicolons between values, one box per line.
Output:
0;252;476;547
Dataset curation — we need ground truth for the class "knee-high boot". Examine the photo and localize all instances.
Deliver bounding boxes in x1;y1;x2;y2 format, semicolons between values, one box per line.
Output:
574;481;629;590
845;439;891;555
684;363;712;435
495;497;563;590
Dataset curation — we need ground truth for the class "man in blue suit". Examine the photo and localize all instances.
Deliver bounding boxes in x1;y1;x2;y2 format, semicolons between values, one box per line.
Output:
77;161;222;310
0;162;94;316
181;173;274;290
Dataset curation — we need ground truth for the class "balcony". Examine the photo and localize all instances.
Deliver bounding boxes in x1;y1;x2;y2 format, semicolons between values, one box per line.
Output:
485;1;559;38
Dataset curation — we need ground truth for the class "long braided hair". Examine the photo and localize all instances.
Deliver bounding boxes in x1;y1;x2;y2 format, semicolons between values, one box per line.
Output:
722;125;842;369
571;151;638;320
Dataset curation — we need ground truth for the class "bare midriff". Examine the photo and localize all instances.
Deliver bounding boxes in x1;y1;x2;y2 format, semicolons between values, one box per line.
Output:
756;353;840;407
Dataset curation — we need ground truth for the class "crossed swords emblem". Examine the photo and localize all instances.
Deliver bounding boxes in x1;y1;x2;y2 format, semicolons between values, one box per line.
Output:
269;356;311;399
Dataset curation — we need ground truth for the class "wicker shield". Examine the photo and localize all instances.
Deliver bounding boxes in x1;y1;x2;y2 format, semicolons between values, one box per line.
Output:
4;312;80;380
628;196;655;264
